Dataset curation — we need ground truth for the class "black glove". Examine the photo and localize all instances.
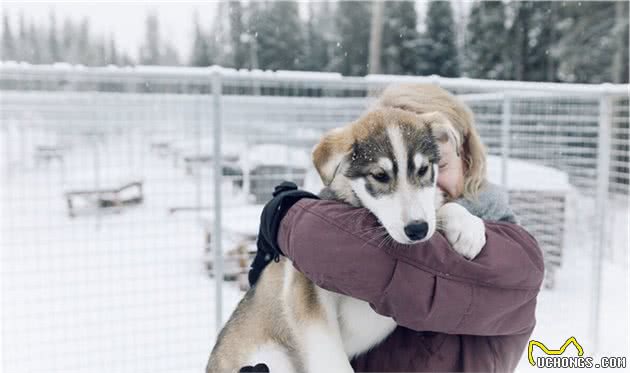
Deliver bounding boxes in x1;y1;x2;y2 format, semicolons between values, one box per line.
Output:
248;181;320;287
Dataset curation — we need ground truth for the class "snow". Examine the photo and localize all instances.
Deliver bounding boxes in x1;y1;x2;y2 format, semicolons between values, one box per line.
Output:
2;62;627;95
486;155;571;191
200;204;264;239
3;132;626;372
243;144;311;169
365;73;630;95
1;91;627;372
0;62;346;83
517;221;630;371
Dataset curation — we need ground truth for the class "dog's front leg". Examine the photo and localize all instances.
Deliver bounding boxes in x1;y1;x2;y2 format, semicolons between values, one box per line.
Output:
437;202;486;260
301;290;354;373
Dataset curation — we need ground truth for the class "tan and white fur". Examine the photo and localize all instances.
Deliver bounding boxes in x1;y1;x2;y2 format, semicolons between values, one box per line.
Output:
206;90;486;373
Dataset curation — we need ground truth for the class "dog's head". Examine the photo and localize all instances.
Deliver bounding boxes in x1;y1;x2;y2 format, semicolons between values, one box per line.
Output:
313;108;459;245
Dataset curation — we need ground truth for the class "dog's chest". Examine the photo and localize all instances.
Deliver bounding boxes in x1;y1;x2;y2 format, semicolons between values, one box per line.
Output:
338;297;397;357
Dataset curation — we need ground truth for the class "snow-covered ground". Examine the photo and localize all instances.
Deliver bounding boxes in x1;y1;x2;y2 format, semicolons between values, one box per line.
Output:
518;230;629;371
2;123;628;372
1;139;245;372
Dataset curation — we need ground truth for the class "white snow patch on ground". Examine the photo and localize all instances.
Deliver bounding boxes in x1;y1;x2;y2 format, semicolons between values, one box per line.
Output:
2;143;245;372
517;233;629;372
1;128;628;372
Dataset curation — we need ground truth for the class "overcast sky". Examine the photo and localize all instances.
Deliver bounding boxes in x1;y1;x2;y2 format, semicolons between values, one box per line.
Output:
2;1;223;61
2;1;469;63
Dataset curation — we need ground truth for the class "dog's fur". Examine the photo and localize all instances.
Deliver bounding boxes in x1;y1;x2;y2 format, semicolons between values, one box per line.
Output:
206;85;486;373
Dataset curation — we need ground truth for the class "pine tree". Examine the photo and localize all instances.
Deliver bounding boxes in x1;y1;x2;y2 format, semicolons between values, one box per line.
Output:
48;11;60;63
61;18;78;64
423;1;460;77
330;1;371;76
553;1;626;83
17;12;27;62
77;19;94;65
190;14;212;66
108;35;119;65
94;37;108;66
243;1;263;69
139;12;161;65
119;52;135;66
465;1;508;79
612;1;629;83
2;12;15;61
251;1;304;70
228;1;248;69
161;44;180;66
528;2;559;81
303;1;333;71
27;23;41;63
209;1;232;66
138;12;179;66
381;1;422;75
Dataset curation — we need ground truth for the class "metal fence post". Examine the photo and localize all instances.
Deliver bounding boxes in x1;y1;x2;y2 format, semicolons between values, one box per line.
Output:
590;94;612;354
92;133;101;230
2;121;10;180
500;94;512;190
212;70;224;334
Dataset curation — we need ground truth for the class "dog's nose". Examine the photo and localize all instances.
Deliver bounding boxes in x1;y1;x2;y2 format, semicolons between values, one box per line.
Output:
404;221;429;241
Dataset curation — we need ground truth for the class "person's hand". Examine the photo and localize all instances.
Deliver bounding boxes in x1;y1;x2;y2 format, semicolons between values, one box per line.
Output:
437;202;486;260
248;181;320;286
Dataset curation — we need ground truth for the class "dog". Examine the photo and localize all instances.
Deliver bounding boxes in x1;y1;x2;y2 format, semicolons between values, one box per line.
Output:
206;85;486;373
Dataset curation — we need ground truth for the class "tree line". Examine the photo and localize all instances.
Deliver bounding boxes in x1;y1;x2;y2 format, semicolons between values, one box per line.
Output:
2;1;628;83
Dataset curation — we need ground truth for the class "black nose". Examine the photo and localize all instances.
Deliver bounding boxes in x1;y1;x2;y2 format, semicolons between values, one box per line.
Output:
404;221;429;241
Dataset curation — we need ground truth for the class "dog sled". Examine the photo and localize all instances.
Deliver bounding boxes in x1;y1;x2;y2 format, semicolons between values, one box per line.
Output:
201;204;264;290
64;180;144;218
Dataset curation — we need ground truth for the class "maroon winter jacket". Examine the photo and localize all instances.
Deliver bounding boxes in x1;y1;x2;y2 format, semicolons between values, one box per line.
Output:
277;199;544;373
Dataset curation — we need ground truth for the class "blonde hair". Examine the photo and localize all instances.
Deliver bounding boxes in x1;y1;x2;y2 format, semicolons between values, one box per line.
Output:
376;83;487;199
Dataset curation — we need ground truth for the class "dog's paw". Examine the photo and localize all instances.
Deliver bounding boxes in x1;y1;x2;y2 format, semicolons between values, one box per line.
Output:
437;202;486;260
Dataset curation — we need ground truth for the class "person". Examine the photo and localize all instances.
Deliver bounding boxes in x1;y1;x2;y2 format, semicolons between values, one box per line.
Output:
248;84;544;372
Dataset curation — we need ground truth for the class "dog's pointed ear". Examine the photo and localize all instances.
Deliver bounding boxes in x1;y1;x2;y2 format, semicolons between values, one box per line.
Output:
423;111;462;157
312;127;353;186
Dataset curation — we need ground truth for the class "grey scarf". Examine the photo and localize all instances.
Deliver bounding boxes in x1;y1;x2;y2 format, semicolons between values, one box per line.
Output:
454;182;517;224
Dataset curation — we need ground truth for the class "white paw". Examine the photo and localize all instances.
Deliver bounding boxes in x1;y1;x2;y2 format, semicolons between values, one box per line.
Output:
437;202;486;260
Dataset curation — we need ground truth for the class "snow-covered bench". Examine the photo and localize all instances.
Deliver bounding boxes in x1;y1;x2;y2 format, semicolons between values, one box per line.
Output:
34;145;67;166
239;144;311;203
201;204;264;290
64;179;144;218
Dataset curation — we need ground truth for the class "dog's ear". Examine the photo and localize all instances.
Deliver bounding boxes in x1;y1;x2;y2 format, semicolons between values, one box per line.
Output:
312;127;353;185
423;111;462;157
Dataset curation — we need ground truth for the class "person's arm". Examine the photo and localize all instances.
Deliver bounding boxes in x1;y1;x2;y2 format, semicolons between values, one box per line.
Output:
278;199;544;336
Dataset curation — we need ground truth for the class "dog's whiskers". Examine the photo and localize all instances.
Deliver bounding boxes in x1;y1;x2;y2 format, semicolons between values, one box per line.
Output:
360;230;390;250
351;225;386;235
338;209;370;227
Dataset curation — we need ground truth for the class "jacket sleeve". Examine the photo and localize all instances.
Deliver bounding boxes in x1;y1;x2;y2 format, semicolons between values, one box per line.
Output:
278;199;544;336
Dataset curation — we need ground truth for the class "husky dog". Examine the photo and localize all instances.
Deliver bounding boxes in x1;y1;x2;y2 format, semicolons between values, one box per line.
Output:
206;87;486;373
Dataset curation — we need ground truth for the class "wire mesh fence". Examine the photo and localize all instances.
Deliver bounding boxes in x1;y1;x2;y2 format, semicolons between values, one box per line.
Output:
1;64;628;372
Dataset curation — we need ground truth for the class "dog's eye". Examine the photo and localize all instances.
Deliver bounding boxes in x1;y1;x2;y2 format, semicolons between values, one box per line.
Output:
371;172;390;183
418;165;429;177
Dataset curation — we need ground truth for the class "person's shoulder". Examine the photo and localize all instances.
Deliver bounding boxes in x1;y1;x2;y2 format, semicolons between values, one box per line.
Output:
480;182;510;206
456;182;517;223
